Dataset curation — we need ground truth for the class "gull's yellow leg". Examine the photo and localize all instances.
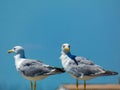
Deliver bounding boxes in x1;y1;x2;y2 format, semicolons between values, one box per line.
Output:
33;81;36;90
84;80;86;90
30;81;33;90
76;79;79;90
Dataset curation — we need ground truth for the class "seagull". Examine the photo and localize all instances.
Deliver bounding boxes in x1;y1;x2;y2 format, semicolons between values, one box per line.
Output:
60;43;118;90
8;46;65;90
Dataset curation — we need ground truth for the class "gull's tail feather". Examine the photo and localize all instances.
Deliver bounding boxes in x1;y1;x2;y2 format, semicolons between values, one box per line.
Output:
55;67;65;73
53;67;65;74
103;70;118;76
47;66;65;75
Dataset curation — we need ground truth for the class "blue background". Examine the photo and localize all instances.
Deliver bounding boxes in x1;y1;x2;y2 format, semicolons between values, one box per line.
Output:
0;0;120;90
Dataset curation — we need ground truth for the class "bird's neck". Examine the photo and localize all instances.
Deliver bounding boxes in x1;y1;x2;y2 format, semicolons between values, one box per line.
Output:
14;53;25;70
14;53;25;65
61;51;78;65
14;53;25;59
61;51;73;57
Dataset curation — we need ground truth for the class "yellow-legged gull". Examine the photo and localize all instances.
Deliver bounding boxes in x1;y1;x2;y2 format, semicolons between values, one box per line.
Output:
60;43;118;90
8;46;64;90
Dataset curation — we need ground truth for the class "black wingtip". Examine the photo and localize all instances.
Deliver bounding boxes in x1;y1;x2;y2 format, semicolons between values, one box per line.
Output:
111;71;118;75
104;70;118;76
55;67;65;73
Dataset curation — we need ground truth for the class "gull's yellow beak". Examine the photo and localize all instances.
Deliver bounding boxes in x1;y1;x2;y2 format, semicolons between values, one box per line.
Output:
8;50;14;53
64;47;70;52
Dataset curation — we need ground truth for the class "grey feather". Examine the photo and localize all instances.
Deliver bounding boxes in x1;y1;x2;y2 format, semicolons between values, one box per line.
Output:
66;56;118;77
19;60;64;77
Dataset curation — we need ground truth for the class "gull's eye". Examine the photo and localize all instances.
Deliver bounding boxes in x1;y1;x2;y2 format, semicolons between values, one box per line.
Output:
68;45;70;48
13;48;16;50
63;45;65;48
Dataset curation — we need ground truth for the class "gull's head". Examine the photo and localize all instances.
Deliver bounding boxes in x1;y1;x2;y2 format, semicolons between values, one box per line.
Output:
61;43;70;54
8;46;24;54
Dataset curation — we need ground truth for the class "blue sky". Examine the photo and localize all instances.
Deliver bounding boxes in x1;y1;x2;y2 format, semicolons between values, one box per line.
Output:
0;0;120;90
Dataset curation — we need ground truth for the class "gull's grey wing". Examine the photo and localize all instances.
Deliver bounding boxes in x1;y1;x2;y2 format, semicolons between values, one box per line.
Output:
19;60;64;77
67;56;118;77
67;63;105;78
66;56;106;77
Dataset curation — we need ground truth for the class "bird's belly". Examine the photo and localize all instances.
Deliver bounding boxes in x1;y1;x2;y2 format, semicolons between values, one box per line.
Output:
22;75;48;81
